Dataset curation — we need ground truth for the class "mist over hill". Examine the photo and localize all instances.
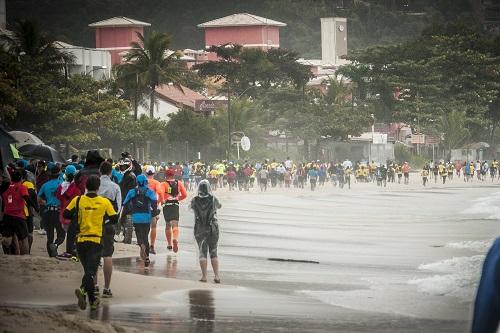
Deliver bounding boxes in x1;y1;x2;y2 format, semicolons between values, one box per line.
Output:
7;0;474;57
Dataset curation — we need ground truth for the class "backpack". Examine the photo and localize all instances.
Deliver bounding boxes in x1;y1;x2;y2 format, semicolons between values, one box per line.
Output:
192;196;216;226
127;187;151;214
165;180;179;198
2;183;25;215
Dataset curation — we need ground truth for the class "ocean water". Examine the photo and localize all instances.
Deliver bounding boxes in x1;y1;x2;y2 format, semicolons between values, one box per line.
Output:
111;182;500;331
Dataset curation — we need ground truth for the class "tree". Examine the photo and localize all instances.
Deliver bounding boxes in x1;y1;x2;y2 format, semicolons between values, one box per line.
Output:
440;109;469;159
339;23;500;144
165;109;216;153
123;31;184;118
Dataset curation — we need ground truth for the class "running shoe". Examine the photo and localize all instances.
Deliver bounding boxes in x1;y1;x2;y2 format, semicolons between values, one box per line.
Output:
145;257;150;268
48;243;58;257
149;245;156;254
102;288;113;298
37;229;47;235
90;297;100;311
167;245;173;251
75;288;87;310
172;239;178;253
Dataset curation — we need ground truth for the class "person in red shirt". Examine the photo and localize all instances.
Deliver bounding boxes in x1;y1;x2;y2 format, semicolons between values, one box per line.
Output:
1;170;38;255
159;168;187;253
145;166;163;254
56;165;81;257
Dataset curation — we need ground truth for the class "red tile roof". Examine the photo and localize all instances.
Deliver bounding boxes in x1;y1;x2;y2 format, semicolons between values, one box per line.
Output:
155;84;205;109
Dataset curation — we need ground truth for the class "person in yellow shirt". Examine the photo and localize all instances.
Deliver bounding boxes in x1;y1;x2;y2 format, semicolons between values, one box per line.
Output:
421;165;430;186
63;175;117;311
22;170;38;254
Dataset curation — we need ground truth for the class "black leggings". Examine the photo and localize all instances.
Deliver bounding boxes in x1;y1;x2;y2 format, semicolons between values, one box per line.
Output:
134;224;151;257
43;210;65;255
65;219;78;255
76;241;102;303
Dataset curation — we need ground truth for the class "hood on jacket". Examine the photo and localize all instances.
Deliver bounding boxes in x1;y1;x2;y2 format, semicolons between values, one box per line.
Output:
137;174;148;187
197;179;212;198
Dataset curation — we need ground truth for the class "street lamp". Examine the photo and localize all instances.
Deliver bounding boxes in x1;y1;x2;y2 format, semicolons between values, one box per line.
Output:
227;85;256;160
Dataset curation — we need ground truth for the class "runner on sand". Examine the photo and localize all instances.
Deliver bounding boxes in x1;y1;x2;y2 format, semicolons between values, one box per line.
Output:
160;169;187;253
145;166;163;254
190;180;222;284
64;175;118;311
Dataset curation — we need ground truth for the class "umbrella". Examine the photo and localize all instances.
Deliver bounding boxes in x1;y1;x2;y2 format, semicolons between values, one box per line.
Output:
9;131;44;148
18;144;65;163
0;125;17;168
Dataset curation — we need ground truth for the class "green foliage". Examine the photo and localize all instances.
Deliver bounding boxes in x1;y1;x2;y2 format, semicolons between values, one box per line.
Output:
440;109;470;155
165;109;215;152
120;31;184;118
339;23;500;145
8;0;476;58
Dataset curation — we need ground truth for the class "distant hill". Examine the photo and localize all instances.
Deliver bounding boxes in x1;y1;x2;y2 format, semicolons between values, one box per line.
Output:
6;0;475;58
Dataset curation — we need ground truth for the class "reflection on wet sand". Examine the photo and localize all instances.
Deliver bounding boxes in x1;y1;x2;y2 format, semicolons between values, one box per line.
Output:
189;290;215;333
166;255;178;278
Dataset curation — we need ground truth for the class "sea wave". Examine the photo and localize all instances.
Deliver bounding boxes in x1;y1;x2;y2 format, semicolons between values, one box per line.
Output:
408;255;485;300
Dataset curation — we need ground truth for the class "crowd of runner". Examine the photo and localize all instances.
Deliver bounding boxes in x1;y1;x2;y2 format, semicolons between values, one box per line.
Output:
1;150;498;311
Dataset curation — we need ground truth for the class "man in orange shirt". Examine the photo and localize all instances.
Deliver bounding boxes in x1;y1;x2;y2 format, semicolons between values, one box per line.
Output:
159;168;187;253
145;166;163;254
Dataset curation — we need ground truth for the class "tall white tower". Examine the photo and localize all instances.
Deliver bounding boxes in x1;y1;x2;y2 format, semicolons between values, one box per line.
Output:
0;0;6;29
321;17;347;65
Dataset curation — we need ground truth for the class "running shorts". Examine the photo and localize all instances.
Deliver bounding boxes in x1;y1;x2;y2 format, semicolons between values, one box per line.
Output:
163;201;180;222
1;214;29;240
101;223;115;257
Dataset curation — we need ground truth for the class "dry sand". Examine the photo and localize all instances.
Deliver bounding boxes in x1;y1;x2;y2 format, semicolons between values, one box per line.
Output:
0;236;215;332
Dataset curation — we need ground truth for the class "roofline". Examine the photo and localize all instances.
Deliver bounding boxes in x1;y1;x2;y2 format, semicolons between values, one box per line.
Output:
197;13;286;28
198;22;286;28
88;16;151;28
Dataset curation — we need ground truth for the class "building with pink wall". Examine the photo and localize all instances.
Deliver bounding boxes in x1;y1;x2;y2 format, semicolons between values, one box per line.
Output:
198;13;286;53
88;16;150;65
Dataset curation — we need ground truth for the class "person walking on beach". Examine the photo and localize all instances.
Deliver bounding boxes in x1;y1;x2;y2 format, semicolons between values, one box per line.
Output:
123;174;158;267
258;166;269;192
191;180;222;284
308;167;318;191
55;165;81;259
38;165;64;257
402;162;411;185
421;165;429;186
64;175;118;311
97;161;122;298
1;170;38;255
145;166;163;255
160;169;187;253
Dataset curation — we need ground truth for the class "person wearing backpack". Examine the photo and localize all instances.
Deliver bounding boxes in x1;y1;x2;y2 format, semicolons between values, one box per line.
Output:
63;175;118;311
159;168;187;253
190;179;222;283
38;165;64;257
0;170;38;255
123;174;159;267
56;165;81;258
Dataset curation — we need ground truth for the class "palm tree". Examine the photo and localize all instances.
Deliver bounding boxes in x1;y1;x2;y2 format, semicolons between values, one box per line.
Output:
123;31;184;118
2;20;74;77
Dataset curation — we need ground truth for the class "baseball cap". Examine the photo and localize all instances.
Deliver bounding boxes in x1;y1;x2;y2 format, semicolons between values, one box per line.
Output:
146;165;155;175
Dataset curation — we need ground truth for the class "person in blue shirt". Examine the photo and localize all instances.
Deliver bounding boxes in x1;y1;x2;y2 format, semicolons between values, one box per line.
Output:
182;162;190;190
38;165;64;257
308;167;319;191
471;238;500;333
122;174;158;267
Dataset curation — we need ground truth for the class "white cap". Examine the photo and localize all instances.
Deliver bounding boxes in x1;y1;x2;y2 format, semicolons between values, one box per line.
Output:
146;165;155;175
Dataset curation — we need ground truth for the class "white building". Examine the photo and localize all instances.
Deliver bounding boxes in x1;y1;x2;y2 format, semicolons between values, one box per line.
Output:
137;84;205;120
54;41;112;80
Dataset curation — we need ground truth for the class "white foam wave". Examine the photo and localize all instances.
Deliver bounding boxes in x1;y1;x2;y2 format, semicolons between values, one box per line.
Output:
446;240;493;252
461;190;500;219
409;255;485;300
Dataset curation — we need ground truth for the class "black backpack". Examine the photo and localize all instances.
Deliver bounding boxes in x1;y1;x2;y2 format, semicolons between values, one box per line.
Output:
126;187;150;214
166;180;179;198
